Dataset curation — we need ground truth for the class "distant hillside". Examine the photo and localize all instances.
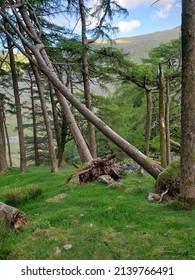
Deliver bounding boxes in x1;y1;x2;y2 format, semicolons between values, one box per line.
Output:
96;26;181;62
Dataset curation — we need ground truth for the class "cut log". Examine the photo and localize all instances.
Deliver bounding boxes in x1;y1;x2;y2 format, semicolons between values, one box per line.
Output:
78;155;123;184
0;202;27;231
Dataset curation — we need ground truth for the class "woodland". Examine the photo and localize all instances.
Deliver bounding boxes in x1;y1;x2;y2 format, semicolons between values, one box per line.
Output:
0;0;195;260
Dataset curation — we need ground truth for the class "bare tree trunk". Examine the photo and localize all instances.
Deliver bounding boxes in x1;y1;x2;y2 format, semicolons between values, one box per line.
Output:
7;41;27;173
54;88;93;164
2;110;12;168
29;70;41;166
58;115;67;167
48;83;61;158
2;0;27;172
158;64;167;167
144;89;153;156
165;78;171;165
79;0;97;158
181;0;195;201
31;64;58;172
0;100;9;172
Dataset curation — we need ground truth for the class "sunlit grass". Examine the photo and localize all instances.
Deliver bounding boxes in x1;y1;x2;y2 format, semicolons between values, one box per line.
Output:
0;166;195;260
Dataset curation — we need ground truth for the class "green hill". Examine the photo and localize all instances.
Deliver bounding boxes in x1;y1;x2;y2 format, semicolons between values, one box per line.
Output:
96;26;181;62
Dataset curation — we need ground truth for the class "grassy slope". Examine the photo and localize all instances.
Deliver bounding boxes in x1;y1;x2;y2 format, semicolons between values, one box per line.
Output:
0;165;195;260
96;26;180;62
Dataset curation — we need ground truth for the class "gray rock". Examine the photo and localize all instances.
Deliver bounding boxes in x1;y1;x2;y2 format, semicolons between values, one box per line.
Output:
147;192;161;203
97;175;123;189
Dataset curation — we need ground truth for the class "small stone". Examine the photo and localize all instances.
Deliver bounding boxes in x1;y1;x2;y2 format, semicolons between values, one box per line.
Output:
54;247;61;254
64;243;72;250
80;213;85;217
147;192;161;203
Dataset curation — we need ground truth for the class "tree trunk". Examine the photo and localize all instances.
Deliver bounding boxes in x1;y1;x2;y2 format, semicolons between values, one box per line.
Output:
180;0;195;201
79;0;97;158
29;69;41;166
3;111;12;168
165;77;171;165
54;88;93;164
31;64;59;172
48;83;61;159
158;64;167;167
0;202;27;231
144;89;153;156
58;115;67;167
7;41;27;173
0;100;9;172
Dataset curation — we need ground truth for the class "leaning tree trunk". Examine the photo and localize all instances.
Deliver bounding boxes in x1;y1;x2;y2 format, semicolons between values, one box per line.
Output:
0;202;27;231
180;0;195;201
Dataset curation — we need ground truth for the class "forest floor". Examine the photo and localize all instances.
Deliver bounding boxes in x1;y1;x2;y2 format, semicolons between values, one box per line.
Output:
0;165;195;260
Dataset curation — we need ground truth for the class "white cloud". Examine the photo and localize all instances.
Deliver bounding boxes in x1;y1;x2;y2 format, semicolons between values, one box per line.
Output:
152;3;173;19
117;0;151;9
117;0;179;11
116;20;141;33
151;0;181;20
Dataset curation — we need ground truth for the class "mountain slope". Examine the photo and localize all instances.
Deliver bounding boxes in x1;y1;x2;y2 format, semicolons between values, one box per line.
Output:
97;26;181;62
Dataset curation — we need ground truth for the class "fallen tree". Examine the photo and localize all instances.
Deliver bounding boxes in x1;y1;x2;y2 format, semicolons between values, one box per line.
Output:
0;202;27;231
66;154;123;188
0;2;163;179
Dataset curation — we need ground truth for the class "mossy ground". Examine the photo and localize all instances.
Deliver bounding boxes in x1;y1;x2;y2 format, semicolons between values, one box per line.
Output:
0;165;195;260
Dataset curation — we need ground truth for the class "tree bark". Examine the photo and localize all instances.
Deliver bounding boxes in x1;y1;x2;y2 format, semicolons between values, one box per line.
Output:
3;111;12;168
31;64;59;172
48;83;61;159
54;88;93;164
180;0;195;201
29;69;41;166
165;77;171;165
0;202;27;231
158;64;167;167
144;89;153;156
0;99;9;172
7;41;27;173
79;0;97;158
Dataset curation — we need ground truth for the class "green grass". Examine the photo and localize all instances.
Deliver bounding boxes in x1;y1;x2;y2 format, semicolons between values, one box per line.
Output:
0;165;195;260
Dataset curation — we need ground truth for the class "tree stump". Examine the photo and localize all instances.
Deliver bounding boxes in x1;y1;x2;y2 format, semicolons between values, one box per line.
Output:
78;155;123;184
66;154;123;188
0;202;27;231
155;158;181;199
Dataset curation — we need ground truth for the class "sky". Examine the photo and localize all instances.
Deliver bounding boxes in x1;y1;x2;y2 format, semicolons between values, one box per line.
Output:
115;0;181;37
53;0;181;38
